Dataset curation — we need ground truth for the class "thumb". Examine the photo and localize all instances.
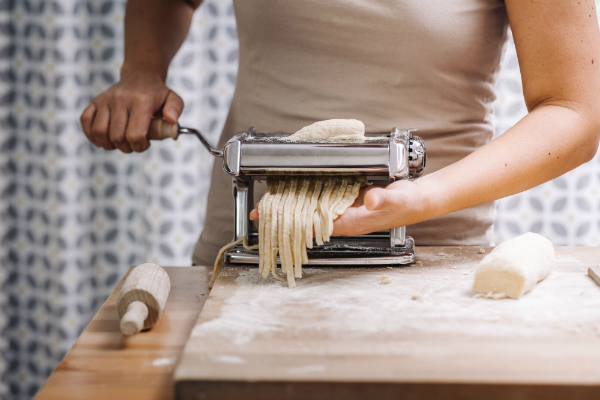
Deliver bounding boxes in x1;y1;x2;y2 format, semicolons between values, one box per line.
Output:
162;90;184;124
364;187;395;211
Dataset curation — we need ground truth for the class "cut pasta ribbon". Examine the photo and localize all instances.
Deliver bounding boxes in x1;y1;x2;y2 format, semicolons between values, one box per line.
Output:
210;176;368;288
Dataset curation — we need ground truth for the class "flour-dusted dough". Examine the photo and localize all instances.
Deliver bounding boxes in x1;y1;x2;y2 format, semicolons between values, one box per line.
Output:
286;119;365;142
473;232;555;299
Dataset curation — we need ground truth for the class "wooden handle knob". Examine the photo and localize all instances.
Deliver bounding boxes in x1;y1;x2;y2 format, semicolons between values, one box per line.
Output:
120;301;149;335
148;118;179;141
117;263;170;335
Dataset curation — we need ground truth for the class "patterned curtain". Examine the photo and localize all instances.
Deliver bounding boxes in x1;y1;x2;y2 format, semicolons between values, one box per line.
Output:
0;1;236;398
0;1;598;399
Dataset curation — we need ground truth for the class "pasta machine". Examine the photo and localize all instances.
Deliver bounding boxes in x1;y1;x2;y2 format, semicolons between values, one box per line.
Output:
148;118;426;266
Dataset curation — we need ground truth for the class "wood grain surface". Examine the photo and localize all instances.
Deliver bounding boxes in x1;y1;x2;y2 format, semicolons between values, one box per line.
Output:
175;246;600;400
36;266;210;400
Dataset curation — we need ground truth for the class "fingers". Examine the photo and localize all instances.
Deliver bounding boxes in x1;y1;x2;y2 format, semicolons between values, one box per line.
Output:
79;71;182;154
108;105;132;153
91;105;116;150
81;102;97;146
332;206;383;236
364;187;386;210
162;91;184;124
249;202;260;221
125;104;152;152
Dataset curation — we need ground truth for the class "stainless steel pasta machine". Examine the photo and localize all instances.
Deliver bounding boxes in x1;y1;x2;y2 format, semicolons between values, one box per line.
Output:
148;118;426;266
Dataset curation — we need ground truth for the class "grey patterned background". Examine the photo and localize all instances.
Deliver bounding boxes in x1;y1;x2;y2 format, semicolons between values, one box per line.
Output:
0;1;599;399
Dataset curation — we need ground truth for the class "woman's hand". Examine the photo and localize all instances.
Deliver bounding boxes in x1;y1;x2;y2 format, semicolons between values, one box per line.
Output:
80;0;202;152
332;180;423;236
80;69;183;153
249;180;429;237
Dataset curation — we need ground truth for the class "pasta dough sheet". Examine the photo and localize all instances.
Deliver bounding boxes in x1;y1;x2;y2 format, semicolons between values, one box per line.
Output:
285;119;365;142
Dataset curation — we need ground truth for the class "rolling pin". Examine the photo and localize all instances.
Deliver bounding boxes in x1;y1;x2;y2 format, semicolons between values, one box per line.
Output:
117;263;171;335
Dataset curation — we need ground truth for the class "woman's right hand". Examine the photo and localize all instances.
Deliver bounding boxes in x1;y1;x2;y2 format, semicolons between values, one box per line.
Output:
80;68;184;153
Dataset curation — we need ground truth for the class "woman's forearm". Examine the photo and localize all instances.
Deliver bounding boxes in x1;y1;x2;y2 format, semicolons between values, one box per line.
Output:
417;103;600;222
122;0;201;80
330;103;600;237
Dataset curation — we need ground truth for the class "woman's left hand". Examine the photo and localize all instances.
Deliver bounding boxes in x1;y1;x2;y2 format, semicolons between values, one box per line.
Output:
249;179;429;237
331;180;424;236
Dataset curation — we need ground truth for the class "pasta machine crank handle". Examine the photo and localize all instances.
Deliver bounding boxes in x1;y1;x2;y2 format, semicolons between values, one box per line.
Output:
146;117;224;157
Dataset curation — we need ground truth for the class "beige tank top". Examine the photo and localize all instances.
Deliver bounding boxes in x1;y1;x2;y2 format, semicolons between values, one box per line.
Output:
193;0;509;265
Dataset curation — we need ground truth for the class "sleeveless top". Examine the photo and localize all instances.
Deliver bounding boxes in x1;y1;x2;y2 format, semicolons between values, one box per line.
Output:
193;0;509;265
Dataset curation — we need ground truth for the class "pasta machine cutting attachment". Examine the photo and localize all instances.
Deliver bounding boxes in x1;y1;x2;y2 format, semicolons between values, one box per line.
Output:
147;118;427;266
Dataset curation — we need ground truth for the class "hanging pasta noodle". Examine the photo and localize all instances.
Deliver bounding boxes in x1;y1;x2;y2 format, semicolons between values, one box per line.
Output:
335;176;366;218
282;178;298;288
299;178;316;265
317;177;336;244
324;176;348;241
265;179;285;279
277;178;292;272
294;178;310;278
208;236;258;288
305;178;323;249
257;181;271;276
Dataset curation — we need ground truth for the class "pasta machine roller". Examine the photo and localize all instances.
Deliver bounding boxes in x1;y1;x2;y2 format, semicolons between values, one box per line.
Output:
148;118;426;266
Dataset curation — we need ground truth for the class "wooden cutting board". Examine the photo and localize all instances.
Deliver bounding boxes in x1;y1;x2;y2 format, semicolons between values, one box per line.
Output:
174;246;600;399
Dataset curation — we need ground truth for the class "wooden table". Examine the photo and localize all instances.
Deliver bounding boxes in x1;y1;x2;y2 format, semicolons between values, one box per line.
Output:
175;247;600;400
36;248;600;400
35;267;210;400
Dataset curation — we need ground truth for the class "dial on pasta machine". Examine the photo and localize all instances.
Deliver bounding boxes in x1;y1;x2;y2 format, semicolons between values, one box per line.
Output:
148;118;426;266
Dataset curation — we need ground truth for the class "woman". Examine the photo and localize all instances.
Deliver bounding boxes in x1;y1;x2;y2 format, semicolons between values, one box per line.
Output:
80;0;600;266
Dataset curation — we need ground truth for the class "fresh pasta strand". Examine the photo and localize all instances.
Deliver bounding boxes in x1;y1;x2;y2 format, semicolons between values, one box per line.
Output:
261;180;277;277
268;179;286;277
305;178;323;249
282;178;298;288
325;176;348;240
209;236;257;288
300;178;316;265
334;180;362;219
334;176;357;218
318;177;336;243
257;181;271;275
277;178;292;276
294;178;310;278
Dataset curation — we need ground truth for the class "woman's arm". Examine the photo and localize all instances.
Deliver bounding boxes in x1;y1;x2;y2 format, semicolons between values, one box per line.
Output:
332;0;600;236
80;0;202;153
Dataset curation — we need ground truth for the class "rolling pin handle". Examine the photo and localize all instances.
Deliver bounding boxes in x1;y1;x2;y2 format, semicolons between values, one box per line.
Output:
147;117;179;141
120;301;149;336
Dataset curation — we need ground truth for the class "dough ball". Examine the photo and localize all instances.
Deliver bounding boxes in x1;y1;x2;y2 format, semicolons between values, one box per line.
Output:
473;232;555;299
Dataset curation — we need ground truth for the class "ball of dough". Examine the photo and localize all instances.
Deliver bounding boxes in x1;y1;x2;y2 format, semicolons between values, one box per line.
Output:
473;232;555;299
